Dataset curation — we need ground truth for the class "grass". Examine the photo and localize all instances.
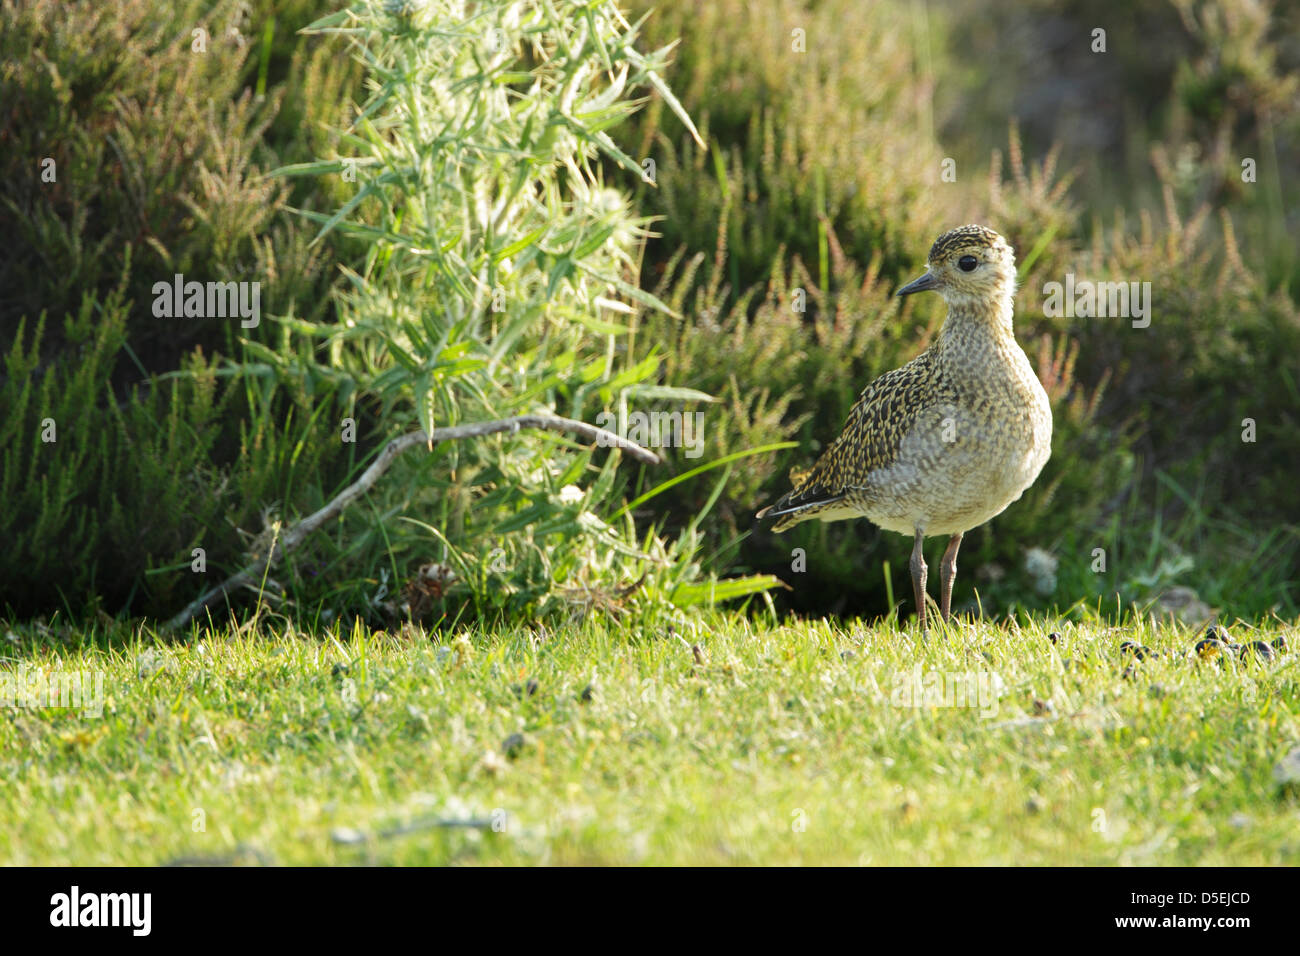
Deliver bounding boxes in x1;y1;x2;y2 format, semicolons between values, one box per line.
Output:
2;611;1297;865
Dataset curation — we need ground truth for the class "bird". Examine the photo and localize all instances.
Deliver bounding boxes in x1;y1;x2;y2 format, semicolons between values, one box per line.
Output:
756;224;1052;636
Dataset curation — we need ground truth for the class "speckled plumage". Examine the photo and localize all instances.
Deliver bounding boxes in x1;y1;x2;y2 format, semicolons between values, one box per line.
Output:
757;224;1053;632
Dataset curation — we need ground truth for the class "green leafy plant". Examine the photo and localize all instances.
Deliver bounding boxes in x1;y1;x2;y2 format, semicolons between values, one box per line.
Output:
222;0;778;624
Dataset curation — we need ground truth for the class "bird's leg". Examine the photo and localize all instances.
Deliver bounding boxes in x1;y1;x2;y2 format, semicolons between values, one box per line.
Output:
939;532;963;624
909;529;928;637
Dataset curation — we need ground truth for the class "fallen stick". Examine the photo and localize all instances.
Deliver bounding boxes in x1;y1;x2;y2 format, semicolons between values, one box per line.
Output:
165;414;659;631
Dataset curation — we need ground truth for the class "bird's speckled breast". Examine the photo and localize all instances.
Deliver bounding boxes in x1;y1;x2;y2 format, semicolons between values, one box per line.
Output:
850;336;1052;536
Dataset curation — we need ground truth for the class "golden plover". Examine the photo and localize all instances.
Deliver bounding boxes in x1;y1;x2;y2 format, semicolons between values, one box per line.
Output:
757;224;1053;635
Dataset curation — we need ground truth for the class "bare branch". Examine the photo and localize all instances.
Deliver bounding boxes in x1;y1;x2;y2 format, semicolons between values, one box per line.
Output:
165;415;658;631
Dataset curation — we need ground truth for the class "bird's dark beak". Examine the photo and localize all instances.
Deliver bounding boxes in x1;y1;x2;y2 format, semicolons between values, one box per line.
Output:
896;270;938;297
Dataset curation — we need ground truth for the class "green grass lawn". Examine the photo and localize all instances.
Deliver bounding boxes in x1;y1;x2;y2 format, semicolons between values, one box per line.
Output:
2;612;1297;865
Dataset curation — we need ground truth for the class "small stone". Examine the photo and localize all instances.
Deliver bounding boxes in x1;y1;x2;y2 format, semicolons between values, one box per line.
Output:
1151;586;1215;626
1023;547;1059;596
1239;641;1277;663
579;684;595;703
136;648;170;678
511;679;539;697
330;827;367;845
1119;641;1152;661
1194;637;1228;660
1273;746;1300;787
1026;795;1046;814
502;733;528;759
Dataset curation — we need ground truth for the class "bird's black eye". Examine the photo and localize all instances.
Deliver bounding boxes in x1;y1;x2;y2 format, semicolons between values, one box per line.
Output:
958;255;978;272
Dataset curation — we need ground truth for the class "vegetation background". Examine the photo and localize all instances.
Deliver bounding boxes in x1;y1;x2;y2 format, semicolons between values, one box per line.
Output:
1;0;1297;630
1;0;1298;871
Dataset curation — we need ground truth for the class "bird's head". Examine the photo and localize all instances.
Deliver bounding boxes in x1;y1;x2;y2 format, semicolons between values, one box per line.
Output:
896;224;1016;309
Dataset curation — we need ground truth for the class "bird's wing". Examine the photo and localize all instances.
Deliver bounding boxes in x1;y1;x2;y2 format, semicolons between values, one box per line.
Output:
757;351;940;524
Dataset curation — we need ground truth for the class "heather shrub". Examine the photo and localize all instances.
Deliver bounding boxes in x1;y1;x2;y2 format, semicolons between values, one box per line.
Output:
0;0;359;376
0;0;366;619
0;284;359;618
